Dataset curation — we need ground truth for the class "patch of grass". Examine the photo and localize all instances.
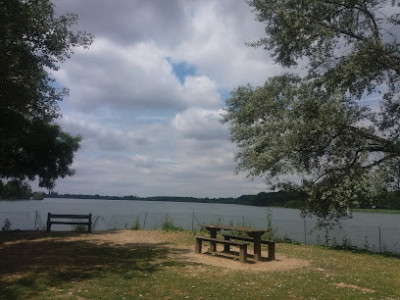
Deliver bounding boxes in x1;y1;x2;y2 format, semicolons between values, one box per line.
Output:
0;230;399;299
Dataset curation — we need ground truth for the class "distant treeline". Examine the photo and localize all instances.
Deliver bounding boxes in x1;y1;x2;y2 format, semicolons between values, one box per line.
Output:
45;191;302;208
44;190;400;210
1;187;398;210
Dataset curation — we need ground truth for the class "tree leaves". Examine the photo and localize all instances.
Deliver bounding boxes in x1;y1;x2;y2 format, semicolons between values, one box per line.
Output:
224;0;400;224
0;0;91;190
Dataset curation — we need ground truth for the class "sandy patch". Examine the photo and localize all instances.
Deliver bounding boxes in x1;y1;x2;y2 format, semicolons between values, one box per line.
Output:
63;230;310;272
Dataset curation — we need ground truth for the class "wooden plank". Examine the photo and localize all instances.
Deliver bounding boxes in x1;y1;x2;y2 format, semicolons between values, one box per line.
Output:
205;224;266;234
222;234;275;244
49;214;91;219
50;221;90;225
195;236;249;246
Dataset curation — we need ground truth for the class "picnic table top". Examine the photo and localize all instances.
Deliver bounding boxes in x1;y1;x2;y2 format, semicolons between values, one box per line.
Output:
205;224;266;234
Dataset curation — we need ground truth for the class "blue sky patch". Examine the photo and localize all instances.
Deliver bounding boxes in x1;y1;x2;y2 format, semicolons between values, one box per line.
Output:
168;58;196;84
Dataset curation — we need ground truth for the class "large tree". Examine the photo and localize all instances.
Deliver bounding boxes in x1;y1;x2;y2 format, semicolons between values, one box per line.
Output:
223;0;400;223
0;0;92;191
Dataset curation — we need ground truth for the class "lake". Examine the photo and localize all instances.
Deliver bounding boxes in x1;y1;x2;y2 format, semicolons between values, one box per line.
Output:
1;198;399;253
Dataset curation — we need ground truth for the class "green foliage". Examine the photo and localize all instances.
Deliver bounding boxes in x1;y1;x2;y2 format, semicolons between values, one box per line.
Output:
224;0;400;225
32;192;44;200
74;224;87;232
0;179;32;199
264;208;276;240
131;217;141;230
1;218;12;231
0;0;92;190
0;111;81;190
161;214;182;231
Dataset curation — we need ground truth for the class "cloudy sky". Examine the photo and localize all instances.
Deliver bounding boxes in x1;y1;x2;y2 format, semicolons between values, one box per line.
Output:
48;0;285;198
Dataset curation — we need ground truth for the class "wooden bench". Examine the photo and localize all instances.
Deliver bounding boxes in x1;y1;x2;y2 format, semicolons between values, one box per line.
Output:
195;236;249;263
46;213;92;233
222;234;276;260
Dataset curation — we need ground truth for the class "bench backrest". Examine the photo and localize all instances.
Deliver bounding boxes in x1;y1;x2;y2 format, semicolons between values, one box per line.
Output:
48;213;91;219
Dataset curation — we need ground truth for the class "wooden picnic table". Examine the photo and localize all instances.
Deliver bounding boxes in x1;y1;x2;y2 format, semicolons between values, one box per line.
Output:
205;225;266;261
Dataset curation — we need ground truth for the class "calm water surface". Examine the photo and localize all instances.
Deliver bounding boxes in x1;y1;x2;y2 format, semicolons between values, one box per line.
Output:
1;198;399;253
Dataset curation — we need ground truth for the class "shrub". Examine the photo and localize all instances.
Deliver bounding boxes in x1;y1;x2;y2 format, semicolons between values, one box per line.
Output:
161;214;182;231
2;219;12;231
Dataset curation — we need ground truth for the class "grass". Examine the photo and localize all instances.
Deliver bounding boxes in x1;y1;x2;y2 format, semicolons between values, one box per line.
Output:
0;230;399;299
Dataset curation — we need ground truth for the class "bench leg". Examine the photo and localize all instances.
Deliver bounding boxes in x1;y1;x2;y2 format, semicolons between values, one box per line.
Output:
88;214;92;233
239;244;247;263
268;243;275;260
46;213;51;233
210;241;217;252
223;236;230;252
195;238;202;254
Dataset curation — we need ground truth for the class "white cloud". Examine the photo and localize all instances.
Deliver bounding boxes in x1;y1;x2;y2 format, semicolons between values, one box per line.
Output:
172;107;227;140
45;0;280;197
182;76;220;107
170;0;281;89
55;39;222;112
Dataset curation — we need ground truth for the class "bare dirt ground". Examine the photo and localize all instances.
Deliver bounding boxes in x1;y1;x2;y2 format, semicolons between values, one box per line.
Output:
62;230;309;272
1;230;310;272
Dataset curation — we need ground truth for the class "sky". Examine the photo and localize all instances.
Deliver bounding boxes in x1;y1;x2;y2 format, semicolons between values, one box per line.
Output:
46;0;286;198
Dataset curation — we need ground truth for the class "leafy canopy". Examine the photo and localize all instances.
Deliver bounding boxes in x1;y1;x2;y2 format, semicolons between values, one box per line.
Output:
0;0;92;191
223;0;400;223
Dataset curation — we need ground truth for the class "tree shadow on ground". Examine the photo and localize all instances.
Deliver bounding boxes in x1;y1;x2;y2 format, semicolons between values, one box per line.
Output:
0;231;189;299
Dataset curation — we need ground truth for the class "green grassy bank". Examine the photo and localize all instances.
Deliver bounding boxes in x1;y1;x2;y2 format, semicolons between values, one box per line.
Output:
0;230;399;299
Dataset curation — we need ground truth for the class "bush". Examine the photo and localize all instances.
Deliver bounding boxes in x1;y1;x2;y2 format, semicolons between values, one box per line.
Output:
74;224;87;232
2;219;12;231
131;217;141;230
161;215;182;231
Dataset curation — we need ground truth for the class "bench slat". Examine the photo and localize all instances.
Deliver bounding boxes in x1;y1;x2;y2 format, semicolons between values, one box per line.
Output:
50;221;90;225
196;236;249;246
49;214;91;219
222;234;275;245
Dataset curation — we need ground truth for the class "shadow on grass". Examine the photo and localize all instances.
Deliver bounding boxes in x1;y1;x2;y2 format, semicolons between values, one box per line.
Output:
0;231;188;299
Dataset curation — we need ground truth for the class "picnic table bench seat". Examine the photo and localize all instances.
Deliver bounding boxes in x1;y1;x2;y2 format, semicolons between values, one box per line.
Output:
195;236;249;263
222;234;276;260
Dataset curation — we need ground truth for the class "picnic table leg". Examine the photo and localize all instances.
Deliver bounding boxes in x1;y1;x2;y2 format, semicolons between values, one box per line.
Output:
208;228;218;252
253;234;262;261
